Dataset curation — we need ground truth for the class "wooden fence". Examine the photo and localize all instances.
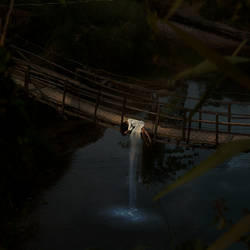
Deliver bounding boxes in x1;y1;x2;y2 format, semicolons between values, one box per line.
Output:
9;45;250;147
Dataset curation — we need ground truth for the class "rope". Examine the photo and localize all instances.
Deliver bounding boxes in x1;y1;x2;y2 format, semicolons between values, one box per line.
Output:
11;38;250;105
14;35;89;70
10;44;250;110
12;35;156;86
11;45;77;76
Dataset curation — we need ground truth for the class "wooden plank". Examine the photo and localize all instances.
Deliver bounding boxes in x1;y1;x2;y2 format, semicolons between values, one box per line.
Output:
13;68;250;130
12;64;250;121
11;57;250;146
19;81;250;146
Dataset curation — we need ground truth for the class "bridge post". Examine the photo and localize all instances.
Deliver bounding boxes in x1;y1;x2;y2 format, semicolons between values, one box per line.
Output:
182;110;187;140
199;110;202;130
62;80;67;114
74;69;81;111
24;65;30;95
186;118;192;144
120;97;127;125
153;103;161;140
228;104;232;133
216;113;219;145
94;88;102;123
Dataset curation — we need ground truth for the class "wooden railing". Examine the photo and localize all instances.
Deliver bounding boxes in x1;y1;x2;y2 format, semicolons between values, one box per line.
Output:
10;45;250;146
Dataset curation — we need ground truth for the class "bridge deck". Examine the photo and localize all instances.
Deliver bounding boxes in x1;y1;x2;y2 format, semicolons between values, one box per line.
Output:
10;47;250;148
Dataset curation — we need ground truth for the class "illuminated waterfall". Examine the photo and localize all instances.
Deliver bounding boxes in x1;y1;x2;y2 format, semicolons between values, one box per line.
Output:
129;131;142;208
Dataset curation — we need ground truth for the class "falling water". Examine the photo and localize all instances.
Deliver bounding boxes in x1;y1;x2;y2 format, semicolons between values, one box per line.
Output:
129;132;142;208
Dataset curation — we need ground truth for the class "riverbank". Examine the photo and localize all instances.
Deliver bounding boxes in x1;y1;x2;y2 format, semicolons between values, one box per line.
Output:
0;97;105;250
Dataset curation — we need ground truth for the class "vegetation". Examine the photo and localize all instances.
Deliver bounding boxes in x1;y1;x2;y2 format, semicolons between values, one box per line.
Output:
7;0;156;74
148;0;250;29
1;0;250;249
199;0;250;28
150;0;250;249
0;44;55;250
0;2;99;249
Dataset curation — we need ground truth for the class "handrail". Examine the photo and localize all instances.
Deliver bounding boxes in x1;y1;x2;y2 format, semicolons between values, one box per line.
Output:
13;70;250;129
12;61;250;119
11;45;250;107
10;49;250;145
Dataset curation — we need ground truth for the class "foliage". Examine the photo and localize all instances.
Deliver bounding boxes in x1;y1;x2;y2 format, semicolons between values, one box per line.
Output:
172;55;250;81
148;0;250;29
207;214;250;250
150;1;250;249
3;0;250;249
0;44;57;249
200;0;250;28
0;48;11;74
16;0;155;74
179;39;249;121
165;20;250;90
165;0;184;20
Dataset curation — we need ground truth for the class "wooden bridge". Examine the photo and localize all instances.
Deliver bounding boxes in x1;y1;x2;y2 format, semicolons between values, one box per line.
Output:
9;45;250;148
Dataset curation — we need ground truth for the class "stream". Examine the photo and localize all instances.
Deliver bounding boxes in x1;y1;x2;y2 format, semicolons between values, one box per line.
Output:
25;81;250;250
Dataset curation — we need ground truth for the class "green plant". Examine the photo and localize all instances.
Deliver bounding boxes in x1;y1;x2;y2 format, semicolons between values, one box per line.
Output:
150;1;250;249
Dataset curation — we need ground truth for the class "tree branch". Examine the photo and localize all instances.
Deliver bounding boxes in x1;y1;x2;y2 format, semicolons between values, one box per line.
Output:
0;0;15;46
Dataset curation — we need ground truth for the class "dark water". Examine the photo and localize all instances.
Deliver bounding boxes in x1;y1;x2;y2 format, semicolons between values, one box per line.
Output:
26;82;250;250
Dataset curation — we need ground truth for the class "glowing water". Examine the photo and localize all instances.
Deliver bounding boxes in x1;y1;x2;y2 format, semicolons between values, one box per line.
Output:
129;132;142;208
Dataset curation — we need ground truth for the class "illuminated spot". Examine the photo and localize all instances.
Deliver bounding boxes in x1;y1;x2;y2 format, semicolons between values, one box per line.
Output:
111;207;144;222
101;206;163;225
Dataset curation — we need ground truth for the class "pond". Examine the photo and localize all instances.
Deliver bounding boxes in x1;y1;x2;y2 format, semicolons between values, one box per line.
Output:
25;81;250;250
